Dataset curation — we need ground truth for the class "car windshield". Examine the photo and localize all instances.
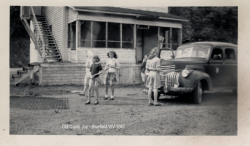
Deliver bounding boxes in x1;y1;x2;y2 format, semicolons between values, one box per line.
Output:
175;45;211;59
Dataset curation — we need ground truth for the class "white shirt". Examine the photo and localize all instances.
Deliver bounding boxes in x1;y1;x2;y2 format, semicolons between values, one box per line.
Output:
105;58;120;73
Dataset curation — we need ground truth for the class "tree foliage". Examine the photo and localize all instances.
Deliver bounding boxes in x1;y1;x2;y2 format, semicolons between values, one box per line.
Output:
10;6;30;67
169;7;238;44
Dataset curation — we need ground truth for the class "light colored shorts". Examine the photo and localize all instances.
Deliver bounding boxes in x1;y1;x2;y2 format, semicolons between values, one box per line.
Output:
104;72;117;85
146;71;161;90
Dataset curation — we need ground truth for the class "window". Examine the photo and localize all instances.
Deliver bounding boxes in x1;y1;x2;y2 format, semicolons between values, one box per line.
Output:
211;48;223;60
80;21;91;47
122;24;133;49
108;22;120;48
225;48;236;60
77;21;134;49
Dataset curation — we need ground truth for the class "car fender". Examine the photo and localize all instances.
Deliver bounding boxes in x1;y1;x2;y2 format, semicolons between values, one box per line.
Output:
180;70;213;92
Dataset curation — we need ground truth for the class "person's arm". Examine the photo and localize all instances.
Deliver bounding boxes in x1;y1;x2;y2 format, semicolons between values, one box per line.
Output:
86;59;91;68
112;59;120;70
156;59;161;72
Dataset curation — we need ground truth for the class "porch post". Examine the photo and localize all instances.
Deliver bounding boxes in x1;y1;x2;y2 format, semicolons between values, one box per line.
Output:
170;27;172;49
76;20;79;48
120;23;122;48
106;22;108;48
178;28;182;46
70;23;73;49
77;20;81;47
157;27;160;48
133;24;137;63
90;21;93;48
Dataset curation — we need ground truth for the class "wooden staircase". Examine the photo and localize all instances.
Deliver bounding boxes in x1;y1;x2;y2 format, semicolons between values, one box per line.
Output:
32;15;62;62
11;6;63;86
10;63;40;86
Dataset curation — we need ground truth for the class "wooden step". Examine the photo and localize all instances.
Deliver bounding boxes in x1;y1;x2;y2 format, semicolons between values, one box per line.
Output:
12;74;20;79
45;57;61;60
17;70;27;75
23;66;33;71
46;55;61;58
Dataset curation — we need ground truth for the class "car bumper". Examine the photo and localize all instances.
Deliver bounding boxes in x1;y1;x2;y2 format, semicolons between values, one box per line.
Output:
165;87;194;93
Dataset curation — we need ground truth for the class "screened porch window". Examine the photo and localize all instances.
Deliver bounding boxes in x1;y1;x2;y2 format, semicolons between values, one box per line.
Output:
78;21;133;49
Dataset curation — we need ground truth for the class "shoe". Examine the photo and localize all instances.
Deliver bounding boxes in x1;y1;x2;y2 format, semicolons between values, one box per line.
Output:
103;97;108;100
110;97;114;100
148;103;154;106
154;103;161;106
94;101;99;105
91;95;94;97
79;93;85;96
85;101;91;105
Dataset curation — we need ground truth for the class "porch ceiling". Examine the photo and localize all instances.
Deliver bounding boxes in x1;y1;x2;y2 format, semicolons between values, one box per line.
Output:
70;6;188;22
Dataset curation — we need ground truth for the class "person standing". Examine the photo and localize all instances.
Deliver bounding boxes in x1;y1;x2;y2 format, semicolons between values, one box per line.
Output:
79;51;94;97
85;55;103;105
146;47;161;106
141;54;148;92
104;51;120;100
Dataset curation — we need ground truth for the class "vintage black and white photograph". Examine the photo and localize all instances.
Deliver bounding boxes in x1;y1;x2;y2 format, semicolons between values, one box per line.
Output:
9;6;238;135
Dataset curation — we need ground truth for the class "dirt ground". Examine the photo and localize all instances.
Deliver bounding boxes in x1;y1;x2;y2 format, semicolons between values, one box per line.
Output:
9;84;237;135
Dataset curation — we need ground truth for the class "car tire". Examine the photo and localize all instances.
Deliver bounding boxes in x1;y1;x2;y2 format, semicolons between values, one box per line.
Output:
151;91;160;101
192;82;203;104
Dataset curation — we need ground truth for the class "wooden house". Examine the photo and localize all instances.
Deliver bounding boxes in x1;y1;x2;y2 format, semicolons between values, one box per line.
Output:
11;6;187;86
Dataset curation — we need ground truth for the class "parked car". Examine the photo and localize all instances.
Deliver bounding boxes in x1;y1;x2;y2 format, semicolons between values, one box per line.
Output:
155;42;237;104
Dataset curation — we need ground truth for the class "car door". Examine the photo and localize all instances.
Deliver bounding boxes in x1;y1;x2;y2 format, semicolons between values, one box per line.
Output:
204;48;225;87
219;47;237;87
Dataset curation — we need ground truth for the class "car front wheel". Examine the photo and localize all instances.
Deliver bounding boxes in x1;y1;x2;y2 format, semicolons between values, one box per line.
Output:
192;82;203;104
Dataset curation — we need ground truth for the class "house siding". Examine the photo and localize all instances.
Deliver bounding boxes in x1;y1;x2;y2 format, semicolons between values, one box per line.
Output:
77;48;135;64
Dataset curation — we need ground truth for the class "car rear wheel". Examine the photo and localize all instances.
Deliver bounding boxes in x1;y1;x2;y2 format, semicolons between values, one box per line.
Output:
192;82;203;104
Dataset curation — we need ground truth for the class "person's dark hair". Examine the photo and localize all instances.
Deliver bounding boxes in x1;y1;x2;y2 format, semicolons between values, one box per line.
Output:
93;55;100;62
107;50;118;59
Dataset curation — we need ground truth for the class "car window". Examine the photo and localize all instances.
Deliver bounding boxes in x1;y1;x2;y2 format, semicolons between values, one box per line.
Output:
225;48;236;60
211;48;223;60
175;45;211;59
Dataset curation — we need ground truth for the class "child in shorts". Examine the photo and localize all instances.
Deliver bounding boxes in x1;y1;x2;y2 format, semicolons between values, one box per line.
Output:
146;47;161;106
79;51;94;97
141;54;148;92
85;55;103;105
103;51;120;100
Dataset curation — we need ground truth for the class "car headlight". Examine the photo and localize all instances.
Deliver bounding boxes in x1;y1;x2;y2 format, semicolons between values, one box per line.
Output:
181;69;193;78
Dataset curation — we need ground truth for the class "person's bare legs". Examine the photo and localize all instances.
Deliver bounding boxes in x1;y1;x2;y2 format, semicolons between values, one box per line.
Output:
95;82;99;103
87;81;94;103
148;88;153;105
110;83;114;99
153;89;161;106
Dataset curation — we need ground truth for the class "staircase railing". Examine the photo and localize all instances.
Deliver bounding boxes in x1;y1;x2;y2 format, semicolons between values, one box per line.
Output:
30;6;46;62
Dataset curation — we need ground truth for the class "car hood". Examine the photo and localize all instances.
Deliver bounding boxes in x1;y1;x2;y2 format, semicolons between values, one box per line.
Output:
161;58;208;66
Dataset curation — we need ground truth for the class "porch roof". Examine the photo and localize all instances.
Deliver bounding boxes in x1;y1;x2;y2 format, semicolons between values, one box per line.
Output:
70;6;188;22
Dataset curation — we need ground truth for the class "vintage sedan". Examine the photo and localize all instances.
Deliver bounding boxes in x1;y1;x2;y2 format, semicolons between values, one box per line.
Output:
156;42;237;104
